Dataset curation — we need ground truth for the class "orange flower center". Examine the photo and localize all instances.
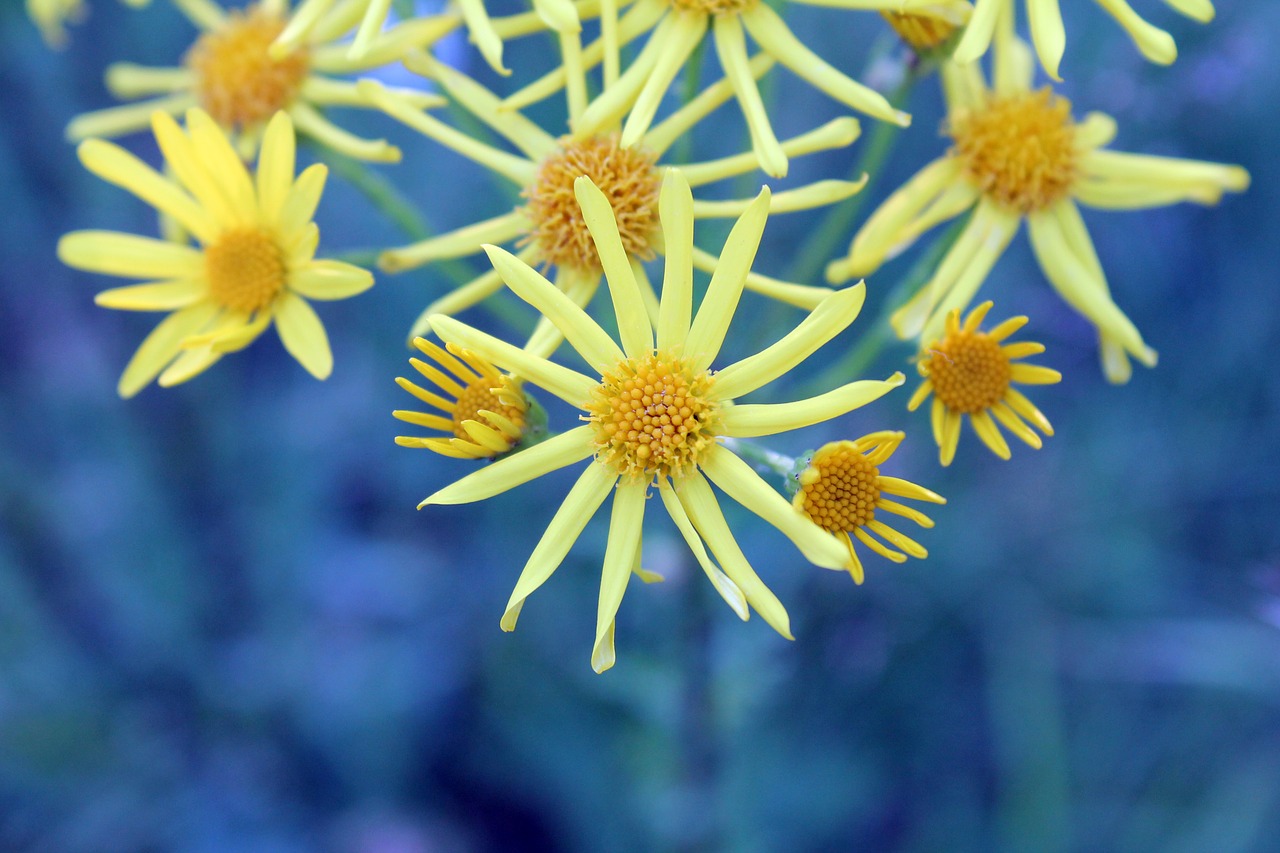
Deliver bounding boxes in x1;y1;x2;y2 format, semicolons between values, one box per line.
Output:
185;6;310;130
586;351;719;480
923;328;1011;413
668;0;758;14
949;89;1078;213
797;447;881;533
522;135;660;273
452;376;526;444
205;228;286;313
881;12;957;50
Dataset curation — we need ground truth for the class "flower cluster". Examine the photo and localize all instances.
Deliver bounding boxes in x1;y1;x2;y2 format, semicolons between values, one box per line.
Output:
47;0;1248;671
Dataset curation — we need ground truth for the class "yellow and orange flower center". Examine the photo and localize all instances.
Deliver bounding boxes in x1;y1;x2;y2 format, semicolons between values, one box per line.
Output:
923;328;1011;413
522;135;660;273
669;0;758;14
452;376;526;444
586;351;719;480
949;89;1078;213
205;227;286;313
796;447;881;533
881;12;957;50
185;6;310;129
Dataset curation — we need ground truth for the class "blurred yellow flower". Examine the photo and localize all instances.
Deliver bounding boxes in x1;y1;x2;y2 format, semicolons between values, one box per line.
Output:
360;59;863;349
908;302;1060;465
882;9;966;52
793;432;945;584
419;170;903;672
27;0;149;46
953;0;1215;79
58;109;373;397
828;30;1248;383
66;0;451;161
543;0;971;177
394;337;531;460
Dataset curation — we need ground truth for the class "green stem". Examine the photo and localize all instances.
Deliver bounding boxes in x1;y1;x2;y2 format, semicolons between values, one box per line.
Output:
721;437;795;481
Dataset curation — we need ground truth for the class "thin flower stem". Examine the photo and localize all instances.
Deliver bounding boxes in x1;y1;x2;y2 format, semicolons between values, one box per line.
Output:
800;211;971;397
721;437;795;480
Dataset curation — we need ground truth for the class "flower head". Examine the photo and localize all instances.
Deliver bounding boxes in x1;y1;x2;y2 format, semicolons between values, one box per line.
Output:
828;32;1248;383
953;0;1216;80
66;0;452;161
395;338;531;460
58;108;373;397
882;10;964;52
793;432;945;584
418;170;903;672
908;302;1060;465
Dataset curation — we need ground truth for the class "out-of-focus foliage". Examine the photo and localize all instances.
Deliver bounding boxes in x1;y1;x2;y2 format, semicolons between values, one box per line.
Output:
1;1;1278;851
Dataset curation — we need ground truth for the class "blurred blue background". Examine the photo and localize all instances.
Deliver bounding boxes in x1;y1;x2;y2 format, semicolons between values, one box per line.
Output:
1;1;1278;850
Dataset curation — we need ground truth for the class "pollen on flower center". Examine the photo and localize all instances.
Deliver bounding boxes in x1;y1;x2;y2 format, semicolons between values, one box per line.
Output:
668;0;758;14
185;6;310;129
522;135;660;273
586;351;719;480
949;89;1078;212
452;376;525;442
881;12;957;50
205;227;286;313
796;447;881;533
923;328;1011;413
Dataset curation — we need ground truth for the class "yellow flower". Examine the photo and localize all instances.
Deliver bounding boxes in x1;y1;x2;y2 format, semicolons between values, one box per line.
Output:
828;28;1248;383
882;10;967;52
394;337;531;460
419;170;904;672
65;0;452;161
953;0;1215;79
511;0;971;177
793;432;945;584
907;302;1059;465
58;108;374;397
28;0;149;46
359;58;865;349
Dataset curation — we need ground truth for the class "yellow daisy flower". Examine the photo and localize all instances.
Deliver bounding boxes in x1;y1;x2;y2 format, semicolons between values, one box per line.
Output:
359;58;864;348
827;25;1248;383
28;0;149;46
65;0;452;161
503;0;971;177
953;0;1215;79
793;432;945;584
394;337;533;460
58;108;374;397
907;302;1059;465
419;170;904;672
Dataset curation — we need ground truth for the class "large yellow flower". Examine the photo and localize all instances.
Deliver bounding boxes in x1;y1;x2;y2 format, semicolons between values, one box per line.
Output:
58;108;374;397
907;302;1060;465
419;170;903;672
28;0;149;46
501;0;971;177
953;0;1214;79
360;57;864;349
827;25;1248;383
66;0;451;161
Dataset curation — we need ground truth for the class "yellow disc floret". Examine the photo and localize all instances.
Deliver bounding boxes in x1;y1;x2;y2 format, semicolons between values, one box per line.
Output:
881;12;957;50
523;135;660;273
205;227;286;314
668;0;758;14
185;5;310;129
796;444;881;534
949;89;1077;213
452;373;526;443
587;351;719;480
921;324;1011;414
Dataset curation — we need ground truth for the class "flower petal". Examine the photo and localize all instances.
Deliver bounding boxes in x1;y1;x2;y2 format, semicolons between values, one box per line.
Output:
421;425;595;506
722;374;904;438
274;291;332;379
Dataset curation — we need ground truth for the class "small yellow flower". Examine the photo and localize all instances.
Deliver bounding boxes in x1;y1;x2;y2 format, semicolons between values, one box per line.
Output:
27;0;149;47
527;0;970;177
58;108;374;397
66;0;451;161
394;338;530;460
953;0;1215;79
360;58;864;347
793;432;945;584
419;169;903;672
828;29;1248;383
908;302;1060;465
882;10;966;52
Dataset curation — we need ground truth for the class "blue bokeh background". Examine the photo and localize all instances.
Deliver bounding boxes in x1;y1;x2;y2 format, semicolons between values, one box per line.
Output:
2;1;1278;850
